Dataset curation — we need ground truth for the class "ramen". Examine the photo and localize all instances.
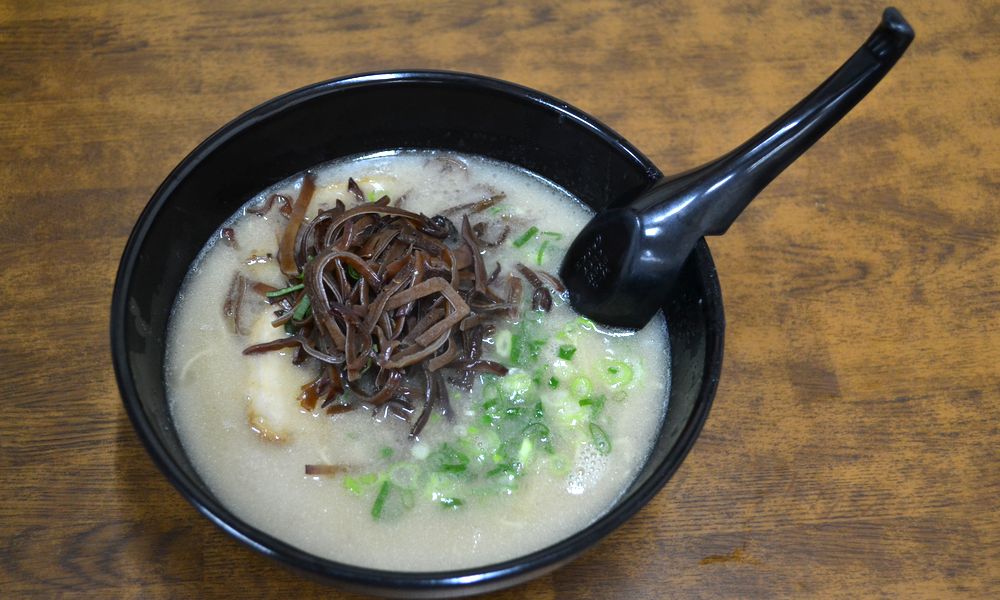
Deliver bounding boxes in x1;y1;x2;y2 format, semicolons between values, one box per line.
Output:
165;151;670;570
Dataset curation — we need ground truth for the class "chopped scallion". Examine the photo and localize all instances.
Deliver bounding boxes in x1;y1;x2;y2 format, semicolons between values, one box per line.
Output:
570;376;593;398
371;480;391;519
558;344;577;360
513;226;539;248
265;283;304;298
292;295;311;320
603;360;634;387
438;497;464;509
535;239;550;265
590;423;612;455
495;329;512;358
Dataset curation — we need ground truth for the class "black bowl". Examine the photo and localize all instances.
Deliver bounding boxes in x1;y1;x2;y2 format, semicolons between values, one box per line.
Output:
110;71;724;598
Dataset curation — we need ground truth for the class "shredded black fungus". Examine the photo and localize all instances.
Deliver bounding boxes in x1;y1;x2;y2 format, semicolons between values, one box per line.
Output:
235;175;567;438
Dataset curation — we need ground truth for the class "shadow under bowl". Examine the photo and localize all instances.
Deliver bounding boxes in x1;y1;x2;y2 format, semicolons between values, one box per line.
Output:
110;70;724;598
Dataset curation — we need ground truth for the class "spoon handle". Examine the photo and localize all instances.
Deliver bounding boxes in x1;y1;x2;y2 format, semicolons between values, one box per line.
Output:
631;7;914;236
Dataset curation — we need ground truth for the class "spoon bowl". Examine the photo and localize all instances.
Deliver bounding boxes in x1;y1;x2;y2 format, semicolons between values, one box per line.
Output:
560;7;914;329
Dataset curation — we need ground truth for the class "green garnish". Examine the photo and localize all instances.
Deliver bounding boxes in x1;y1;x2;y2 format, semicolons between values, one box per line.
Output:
535;239;550;265
438;497;464;509
512;226;539;248
371;480;391;519
603;360;634;387
558;344;577;360
501;372;532;396
380;447;394;459
292;295;311;321
541;231;563;240
579;395;606;418
343;473;378;495
570;376;593;398
495;329;512;358
590;423;612;455
548;376;559;389
346;264;361;280
265;283;304;298
428;444;469;473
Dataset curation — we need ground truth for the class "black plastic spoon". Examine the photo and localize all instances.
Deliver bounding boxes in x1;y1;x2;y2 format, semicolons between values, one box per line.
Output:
560;7;914;329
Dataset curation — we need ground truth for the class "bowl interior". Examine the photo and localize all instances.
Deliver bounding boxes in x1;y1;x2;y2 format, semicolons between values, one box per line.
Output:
112;71;722;596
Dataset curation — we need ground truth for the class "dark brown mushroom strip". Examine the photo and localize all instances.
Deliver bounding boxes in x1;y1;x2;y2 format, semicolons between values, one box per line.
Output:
516;263;553;312
243;335;345;364
506;275;523;319
242;337;301;355
382;329;451;369
432;155;468;174
473;221;511;248
221;227;238;248
442;192;505;216
410;369;436;437
278;174;317;276
461;215;489;296
247;193;292;217
347;177;366;203
251;281;280;297
457;360;509;376
223;273;248;334
538;270;567;294
427;332;461;371
487;262;502;285
305;464;349;476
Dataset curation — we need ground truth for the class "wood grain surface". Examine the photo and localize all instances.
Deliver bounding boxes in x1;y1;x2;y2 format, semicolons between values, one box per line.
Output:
1;1;997;597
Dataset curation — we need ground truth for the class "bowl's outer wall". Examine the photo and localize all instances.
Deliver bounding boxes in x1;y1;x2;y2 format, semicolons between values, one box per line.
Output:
112;71;723;597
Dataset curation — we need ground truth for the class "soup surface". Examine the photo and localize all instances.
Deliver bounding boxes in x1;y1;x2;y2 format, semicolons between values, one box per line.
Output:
166;151;670;571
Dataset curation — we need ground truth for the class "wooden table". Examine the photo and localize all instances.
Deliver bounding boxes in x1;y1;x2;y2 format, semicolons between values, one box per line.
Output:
2;1;996;597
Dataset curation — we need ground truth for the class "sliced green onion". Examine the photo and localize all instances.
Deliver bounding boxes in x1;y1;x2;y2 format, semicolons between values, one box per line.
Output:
541;231;563;240
265;283;304;298
495;329;512;358
343;473;377;495
521;422;550;441
528;339;546;361
604;360;634;387
579;395;606;418
429;444;469;473
389;462;420;489
292;295;311;321
548;377;559;389
501;372;532;396
518;438;534;464
371;480;391;519
509;334;522;365
590;423;612;455
535;239;550;265
438;496;464;509
380;447;394;459
558;345;577;360
513;226;539;248
346;264;361;280
570;376;593;398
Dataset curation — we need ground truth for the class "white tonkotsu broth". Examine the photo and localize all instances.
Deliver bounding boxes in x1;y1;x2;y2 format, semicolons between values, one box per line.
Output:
166;151;670;571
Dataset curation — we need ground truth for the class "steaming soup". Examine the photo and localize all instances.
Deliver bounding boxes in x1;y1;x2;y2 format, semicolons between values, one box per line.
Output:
166;151;670;570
